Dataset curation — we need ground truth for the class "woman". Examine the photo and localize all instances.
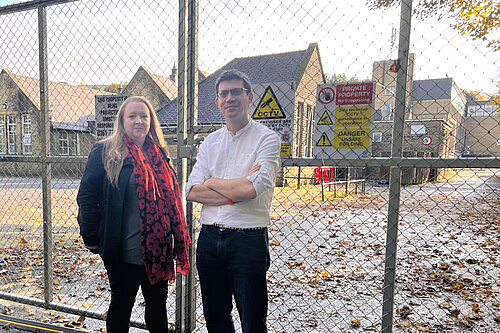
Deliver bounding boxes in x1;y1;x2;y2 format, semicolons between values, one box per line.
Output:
77;96;190;332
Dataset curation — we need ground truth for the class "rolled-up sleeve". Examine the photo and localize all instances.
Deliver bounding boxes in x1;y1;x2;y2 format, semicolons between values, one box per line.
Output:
247;131;281;197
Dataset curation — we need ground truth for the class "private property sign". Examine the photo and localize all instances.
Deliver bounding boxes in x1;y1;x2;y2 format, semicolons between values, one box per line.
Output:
336;82;373;105
313;82;375;159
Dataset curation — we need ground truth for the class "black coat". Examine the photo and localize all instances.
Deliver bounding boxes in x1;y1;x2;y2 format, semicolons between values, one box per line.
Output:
76;142;135;263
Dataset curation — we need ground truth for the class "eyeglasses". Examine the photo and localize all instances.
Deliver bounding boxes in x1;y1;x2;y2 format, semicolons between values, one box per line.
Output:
217;88;249;99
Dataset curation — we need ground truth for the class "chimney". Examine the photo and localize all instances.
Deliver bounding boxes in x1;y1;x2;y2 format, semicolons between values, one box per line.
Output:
170;63;177;83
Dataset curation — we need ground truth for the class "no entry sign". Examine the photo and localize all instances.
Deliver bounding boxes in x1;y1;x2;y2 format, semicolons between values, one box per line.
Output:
318;87;335;104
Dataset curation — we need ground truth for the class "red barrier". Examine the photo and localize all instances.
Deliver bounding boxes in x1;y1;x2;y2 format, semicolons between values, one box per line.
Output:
314;167;336;183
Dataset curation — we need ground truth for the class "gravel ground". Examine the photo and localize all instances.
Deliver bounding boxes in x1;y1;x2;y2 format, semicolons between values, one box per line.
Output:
1;170;499;332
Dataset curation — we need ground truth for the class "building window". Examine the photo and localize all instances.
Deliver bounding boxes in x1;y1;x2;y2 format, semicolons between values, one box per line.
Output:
385;86;395;96
7;115;16;154
60;132;77;156
22;114;32;155
468;104;497;117
372;132;382;142
304;104;314;157
0;116;5;154
411;124;426;135
381;104;392;120
294;102;304;157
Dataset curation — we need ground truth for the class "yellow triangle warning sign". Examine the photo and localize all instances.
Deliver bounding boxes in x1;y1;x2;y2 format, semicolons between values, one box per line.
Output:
252;86;286;119
317;110;333;125
316;132;332;146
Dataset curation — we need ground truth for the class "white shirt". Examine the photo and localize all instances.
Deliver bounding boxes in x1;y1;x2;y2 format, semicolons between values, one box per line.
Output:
186;119;281;228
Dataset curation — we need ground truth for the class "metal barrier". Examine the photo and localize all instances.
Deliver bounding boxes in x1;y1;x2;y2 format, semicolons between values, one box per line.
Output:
0;0;499;332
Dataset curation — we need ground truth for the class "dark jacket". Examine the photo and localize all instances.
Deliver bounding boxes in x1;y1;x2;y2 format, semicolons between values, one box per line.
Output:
76;142;135;263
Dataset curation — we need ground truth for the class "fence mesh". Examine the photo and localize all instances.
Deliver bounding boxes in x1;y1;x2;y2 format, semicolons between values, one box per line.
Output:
0;0;499;332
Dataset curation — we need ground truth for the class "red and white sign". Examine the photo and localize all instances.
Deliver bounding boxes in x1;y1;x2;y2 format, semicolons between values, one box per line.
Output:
422;136;432;145
336;82;373;105
318;87;335;104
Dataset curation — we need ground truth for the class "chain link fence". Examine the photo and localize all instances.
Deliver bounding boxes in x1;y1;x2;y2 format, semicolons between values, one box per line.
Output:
0;0;499;332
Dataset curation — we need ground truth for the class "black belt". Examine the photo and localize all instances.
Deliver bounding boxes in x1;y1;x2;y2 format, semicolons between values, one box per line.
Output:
206;223;267;231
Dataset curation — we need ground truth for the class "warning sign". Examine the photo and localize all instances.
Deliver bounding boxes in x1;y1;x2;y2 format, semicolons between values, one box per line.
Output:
313;81;375;159
334;105;371;128
317;110;333;125
280;143;291;157
252;86;286;119
333;128;370;149
316;132;332;146
318;87;335;104
336;82;373;105
95;95;129;140
250;83;294;159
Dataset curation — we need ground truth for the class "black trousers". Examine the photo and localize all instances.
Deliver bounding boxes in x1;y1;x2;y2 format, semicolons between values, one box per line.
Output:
196;225;270;333
104;260;169;333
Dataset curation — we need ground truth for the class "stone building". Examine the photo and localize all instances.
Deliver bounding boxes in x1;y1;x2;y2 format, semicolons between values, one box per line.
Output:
0;69;104;177
123;65;209;112
370;55;467;183
157;43;326;159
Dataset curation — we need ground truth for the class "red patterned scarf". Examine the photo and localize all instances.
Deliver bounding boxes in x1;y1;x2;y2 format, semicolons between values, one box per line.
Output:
123;135;191;284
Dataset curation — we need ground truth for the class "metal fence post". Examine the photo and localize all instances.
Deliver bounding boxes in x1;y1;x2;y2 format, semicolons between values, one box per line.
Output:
176;0;198;331
176;0;188;331
381;0;413;332
38;4;53;305
185;0;198;331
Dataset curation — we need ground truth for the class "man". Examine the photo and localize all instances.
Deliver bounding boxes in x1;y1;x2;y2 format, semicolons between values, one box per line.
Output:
186;69;280;332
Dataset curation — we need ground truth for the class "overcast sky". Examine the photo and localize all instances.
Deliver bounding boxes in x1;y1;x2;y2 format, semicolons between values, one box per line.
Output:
0;0;498;94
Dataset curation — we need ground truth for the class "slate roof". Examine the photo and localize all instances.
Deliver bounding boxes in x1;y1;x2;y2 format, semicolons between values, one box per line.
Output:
157;44;318;126
4;69;108;124
412;78;453;101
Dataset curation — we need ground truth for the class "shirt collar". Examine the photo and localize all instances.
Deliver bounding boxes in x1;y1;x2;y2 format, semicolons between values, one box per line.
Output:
226;118;254;138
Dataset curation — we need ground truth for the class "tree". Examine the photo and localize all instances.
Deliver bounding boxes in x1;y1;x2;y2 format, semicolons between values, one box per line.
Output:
490;81;500;105
368;0;500;50
104;83;120;93
463;89;489;102
326;73;362;84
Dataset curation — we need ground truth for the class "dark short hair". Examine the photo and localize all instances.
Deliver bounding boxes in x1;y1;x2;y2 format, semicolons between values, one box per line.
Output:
215;70;252;95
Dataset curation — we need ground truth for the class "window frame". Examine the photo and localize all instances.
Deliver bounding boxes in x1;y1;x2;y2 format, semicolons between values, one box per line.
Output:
7;115;16;154
22;114;32;155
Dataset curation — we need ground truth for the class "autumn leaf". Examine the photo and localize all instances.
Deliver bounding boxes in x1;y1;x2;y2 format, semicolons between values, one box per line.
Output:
350;318;361;327
396;305;413;317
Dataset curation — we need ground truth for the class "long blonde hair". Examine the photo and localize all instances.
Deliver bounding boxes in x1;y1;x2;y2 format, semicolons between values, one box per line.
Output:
102;96;168;187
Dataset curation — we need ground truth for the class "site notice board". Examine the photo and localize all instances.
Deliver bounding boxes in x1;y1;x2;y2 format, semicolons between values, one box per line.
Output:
313;82;374;159
95;95;129;140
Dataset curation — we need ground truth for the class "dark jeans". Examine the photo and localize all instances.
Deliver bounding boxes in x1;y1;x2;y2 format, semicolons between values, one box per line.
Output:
196;224;270;333
104;260;168;333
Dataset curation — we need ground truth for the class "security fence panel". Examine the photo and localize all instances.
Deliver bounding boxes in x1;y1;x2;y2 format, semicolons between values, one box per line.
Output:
0;1;48;322
0;0;499;333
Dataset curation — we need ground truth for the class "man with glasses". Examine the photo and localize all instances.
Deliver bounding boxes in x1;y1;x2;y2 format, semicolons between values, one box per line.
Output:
186;69;280;332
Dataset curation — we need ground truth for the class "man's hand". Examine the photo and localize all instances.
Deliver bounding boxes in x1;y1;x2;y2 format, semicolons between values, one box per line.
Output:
248;162;261;177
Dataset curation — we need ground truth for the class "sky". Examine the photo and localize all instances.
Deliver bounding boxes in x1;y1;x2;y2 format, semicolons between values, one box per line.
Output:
0;0;498;94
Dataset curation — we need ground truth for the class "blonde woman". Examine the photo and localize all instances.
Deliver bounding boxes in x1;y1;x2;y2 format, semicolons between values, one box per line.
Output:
77;96;190;332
